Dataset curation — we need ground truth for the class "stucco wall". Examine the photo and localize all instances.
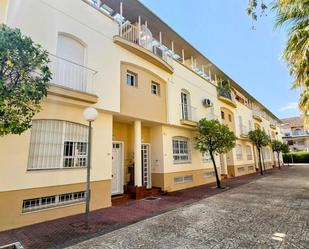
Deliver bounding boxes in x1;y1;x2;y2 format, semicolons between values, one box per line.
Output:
0;99;113;192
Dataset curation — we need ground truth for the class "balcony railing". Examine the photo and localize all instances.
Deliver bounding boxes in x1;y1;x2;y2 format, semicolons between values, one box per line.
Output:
217;88;236;102
180;104;197;122
240;125;249;137
252;108;263;119
119;21;172;66
49;54;97;94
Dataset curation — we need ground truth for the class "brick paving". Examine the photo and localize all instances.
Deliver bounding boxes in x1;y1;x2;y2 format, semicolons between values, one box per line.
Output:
0;167;290;249
69;165;309;249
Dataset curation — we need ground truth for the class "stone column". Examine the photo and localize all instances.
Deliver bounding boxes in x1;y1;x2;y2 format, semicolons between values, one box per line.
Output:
134;120;142;187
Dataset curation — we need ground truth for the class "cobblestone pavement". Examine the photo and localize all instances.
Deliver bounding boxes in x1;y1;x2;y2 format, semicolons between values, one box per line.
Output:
0;168;277;249
68;165;309;249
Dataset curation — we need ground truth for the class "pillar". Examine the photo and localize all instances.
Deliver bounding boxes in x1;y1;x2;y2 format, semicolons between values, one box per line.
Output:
134;120;142;187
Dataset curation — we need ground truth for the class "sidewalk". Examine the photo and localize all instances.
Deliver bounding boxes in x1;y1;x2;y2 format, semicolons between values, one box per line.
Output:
0;168;286;249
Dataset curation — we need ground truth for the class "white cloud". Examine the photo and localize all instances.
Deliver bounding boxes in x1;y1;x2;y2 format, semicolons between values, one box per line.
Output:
279;102;298;112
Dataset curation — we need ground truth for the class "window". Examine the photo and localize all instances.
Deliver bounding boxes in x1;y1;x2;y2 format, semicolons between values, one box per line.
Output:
181;90;191;120
202;151;212;162
55;34;86;91
126;70;137;87
297;140;305;146
236;145;242;161
262;148;271;161
204;171;215;178
151;81;160;95
172;137;191;163
221;111;225;120
288;140;294;145
228;114;232;122
248;165;254;171
237;167;245;172
173;175;193;184
28;120;88;170
22;191;85;213
293;128;302;136
246;145;253;161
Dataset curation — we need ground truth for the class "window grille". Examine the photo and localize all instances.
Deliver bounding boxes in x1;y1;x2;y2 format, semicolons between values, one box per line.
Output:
172;137;191;163
236;145;243;161
173;175;193;184
28;120;88;169
246;145;253;160
22;191;85;213
202;151;212;162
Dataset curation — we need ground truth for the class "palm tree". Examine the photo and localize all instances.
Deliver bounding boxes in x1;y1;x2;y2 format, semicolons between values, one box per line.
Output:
273;1;309;121
247;1;309;122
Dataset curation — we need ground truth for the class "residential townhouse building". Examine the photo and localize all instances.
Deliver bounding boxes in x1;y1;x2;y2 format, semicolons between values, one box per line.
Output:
0;0;282;231
281;116;309;152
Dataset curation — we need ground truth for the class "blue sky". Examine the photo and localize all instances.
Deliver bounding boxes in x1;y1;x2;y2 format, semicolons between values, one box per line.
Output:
140;0;300;119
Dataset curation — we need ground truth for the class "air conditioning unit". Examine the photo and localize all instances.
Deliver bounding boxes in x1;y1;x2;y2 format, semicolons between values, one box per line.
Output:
202;98;212;107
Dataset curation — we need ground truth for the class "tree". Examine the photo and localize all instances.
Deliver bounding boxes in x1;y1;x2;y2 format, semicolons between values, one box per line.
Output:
247;1;309;123
194;119;236;189
271;140;283;169
281;143;290;153
248;129;270;175
0;24;51;136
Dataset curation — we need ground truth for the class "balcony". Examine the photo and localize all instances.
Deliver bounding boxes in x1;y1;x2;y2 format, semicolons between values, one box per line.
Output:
180;104;197;127
48;54;98;103
252;109;263;122
113;21;173;73
239;125;249;138
270;123;276;129
217;88;237;108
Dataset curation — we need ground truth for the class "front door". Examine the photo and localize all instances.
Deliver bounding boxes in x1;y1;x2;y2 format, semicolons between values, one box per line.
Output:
112;142;123;195
141;144;151;189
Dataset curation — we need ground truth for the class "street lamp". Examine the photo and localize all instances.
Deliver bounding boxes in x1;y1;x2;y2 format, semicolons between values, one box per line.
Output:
83;107;98;229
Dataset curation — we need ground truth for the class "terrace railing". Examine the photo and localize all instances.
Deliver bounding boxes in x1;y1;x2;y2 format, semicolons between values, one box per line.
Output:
49;54;97;94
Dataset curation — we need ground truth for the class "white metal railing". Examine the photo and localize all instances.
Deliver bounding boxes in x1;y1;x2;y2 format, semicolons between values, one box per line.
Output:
240;125;249;136
217;87;236;103
119;22;173;66
49;54;97;94
180;104;197;122
252;107;263;118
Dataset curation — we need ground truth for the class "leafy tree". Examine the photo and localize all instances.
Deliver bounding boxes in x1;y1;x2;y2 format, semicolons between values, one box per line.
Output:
271;140;283;169
195;119;236;188
248;128;270;175
246;0;309;123
0;24;51;136
281;143;290;153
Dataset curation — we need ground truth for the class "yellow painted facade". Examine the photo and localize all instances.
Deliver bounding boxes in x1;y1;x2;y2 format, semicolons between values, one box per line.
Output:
0;0;283;231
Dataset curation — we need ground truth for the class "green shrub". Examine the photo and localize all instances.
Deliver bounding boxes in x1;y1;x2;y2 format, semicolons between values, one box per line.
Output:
283;152;309;163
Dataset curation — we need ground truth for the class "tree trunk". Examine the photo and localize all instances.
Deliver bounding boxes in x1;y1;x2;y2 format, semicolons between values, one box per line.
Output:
277;152;281;169
258;148;263;175
210;151;222;189
261;149;266;173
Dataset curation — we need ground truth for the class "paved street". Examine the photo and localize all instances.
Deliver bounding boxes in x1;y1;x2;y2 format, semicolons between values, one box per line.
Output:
69;165;309;249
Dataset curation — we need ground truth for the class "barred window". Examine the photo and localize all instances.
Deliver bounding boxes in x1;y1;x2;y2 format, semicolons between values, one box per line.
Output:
172;137;191;163
28;120;88;169
173;175;193;184
246;145;253;161
202;151;212;162
22;191;85;213
236;144;243;161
